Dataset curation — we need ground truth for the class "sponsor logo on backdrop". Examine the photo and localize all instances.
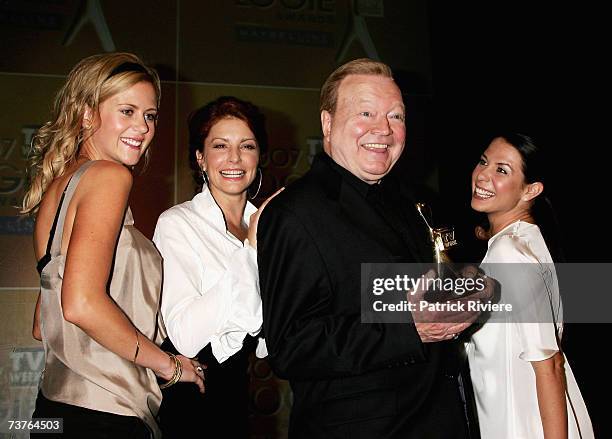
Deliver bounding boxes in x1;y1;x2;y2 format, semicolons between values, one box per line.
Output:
1;126;37;232
0;347;43;426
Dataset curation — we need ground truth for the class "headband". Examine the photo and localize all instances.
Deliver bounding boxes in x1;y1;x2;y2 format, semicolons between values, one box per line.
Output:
107;62;147;79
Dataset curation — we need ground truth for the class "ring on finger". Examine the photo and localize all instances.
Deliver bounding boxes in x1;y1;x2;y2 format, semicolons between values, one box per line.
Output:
196;366;203;374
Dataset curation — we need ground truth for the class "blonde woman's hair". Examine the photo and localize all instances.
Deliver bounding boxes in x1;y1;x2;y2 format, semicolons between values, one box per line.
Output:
319;58;393;114
21;52;161;215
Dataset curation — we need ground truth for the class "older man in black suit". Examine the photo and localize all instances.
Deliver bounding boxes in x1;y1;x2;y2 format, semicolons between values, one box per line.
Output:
257;59;486;438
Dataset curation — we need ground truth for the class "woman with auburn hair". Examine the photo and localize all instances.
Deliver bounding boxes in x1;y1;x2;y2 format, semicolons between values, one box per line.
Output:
467;133;593;438
153;96;277;437
25;52;203;438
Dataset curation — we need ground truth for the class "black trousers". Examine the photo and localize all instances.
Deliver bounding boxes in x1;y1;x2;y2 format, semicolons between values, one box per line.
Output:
31;391;150;439
157;337;253;438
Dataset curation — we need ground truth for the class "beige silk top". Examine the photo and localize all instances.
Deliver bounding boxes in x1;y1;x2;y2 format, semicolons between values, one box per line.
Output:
39;161;164;437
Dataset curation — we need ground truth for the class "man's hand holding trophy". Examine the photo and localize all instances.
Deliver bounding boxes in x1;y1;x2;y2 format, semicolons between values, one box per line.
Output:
409;203;496;342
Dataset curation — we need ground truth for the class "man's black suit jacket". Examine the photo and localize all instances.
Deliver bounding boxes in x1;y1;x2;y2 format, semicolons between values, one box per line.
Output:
258;153;469;438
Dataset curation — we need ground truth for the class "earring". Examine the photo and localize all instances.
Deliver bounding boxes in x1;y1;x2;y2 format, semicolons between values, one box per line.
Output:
248;168;263;200
201;169;209;186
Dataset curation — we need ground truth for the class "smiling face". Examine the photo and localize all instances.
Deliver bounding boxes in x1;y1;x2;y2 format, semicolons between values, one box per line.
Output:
321;74;406;183
82;81;158;166
471;137;543;228
197;117;259;200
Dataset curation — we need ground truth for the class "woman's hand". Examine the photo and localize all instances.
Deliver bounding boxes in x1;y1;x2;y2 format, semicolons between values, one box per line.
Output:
247;187;284;249
159;354;206;393
177;355;206;394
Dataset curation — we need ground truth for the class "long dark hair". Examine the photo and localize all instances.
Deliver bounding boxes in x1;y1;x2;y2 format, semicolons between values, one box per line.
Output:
481;132;565;262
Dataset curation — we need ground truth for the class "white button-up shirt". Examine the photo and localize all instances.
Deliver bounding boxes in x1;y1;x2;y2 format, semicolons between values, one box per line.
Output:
153;186;266;362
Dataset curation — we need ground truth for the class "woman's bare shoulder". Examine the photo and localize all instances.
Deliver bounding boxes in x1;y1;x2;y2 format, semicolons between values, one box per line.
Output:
81;160;133;186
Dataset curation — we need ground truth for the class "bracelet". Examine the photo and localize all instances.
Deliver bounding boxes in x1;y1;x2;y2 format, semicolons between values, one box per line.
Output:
159;352;182;389
132;330;140;363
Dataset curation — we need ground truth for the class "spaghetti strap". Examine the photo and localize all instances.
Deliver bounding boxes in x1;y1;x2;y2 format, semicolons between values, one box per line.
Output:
36;187;68;275
48;161;97;258
37;161;97;275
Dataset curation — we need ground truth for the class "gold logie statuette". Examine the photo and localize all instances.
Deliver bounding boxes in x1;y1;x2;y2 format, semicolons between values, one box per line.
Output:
415;203;458;271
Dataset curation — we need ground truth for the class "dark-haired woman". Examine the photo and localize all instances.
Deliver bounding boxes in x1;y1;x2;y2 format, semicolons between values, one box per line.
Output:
467;133;593;438
153;96;274;437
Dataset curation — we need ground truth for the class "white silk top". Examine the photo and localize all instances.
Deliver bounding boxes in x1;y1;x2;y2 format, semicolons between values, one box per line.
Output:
467;221;593;438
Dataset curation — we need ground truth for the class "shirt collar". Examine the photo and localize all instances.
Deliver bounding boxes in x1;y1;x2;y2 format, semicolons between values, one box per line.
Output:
123;207;134;226
192;185;257;229
316;152;382;199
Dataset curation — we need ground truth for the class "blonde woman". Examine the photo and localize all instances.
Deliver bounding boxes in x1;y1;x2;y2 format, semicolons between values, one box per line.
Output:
24;53;204;438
